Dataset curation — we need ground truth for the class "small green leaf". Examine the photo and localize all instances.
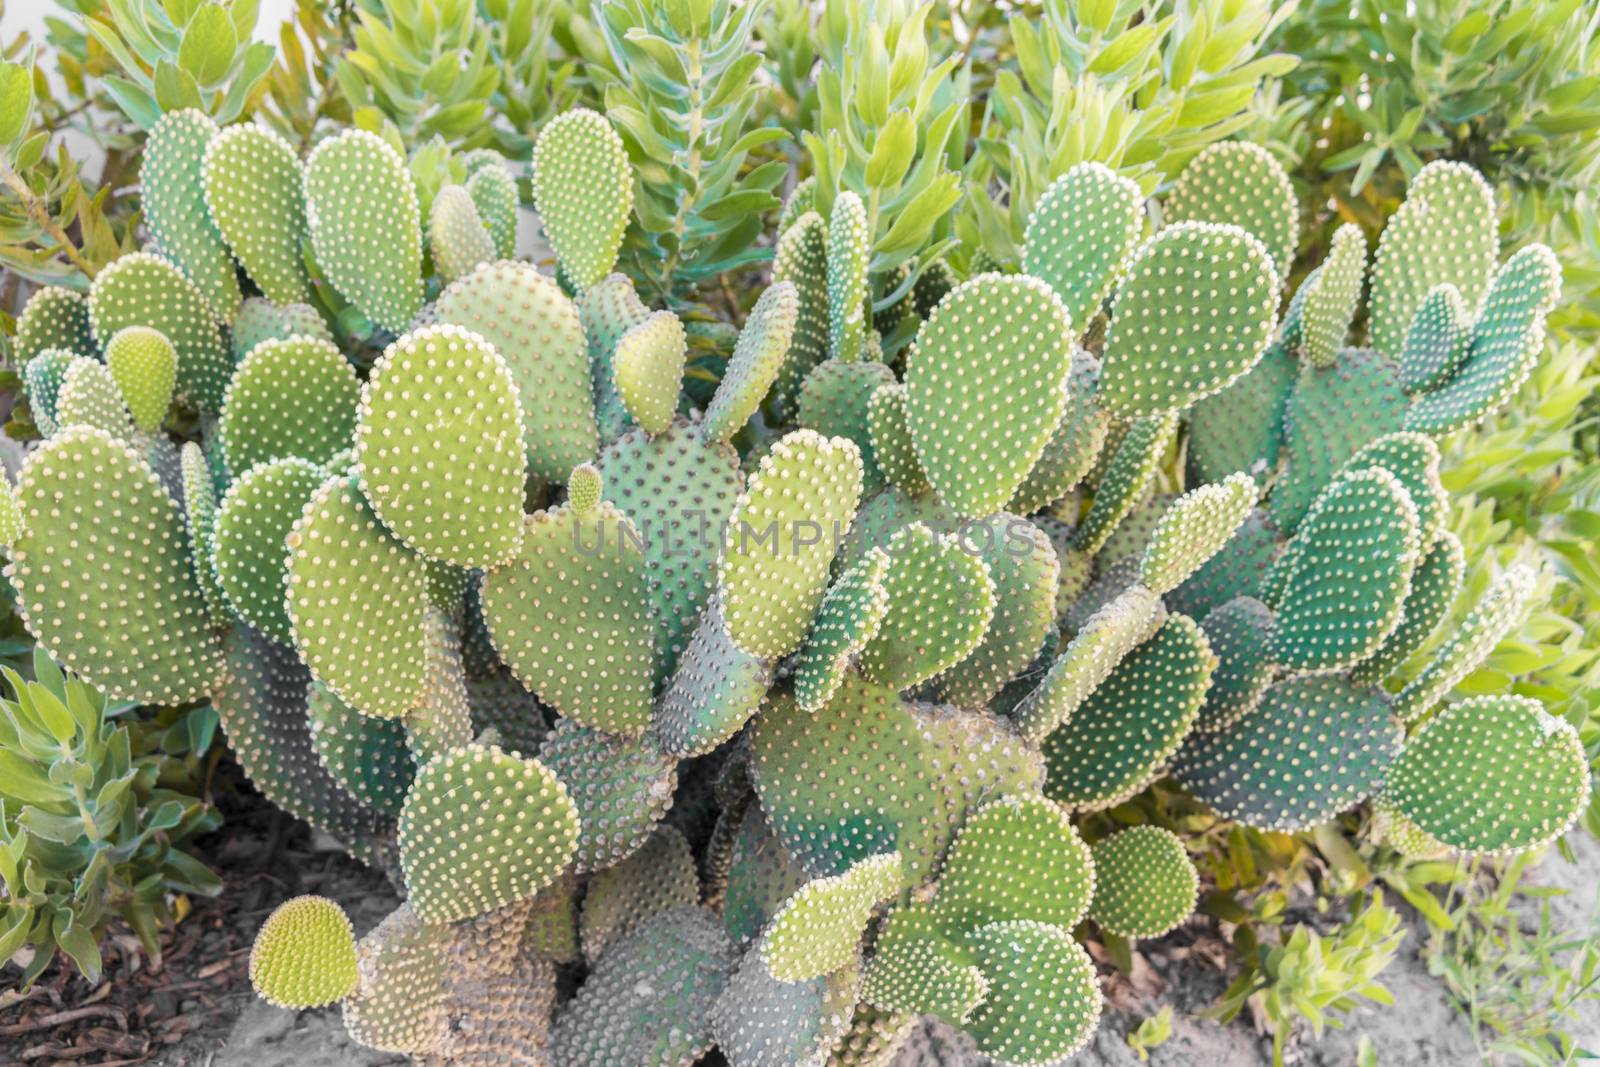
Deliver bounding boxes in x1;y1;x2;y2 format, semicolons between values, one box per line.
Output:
0;60;35;146
154;60;204;113
53;913;103;982
178;4;238;90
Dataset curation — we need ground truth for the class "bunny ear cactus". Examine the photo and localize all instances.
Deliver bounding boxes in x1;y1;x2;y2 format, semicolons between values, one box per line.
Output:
304;129;424;333
8;427;222;703
398;743;580;924
532;108;632;291
142;109;241;323
15;286;95;364
6;40;1587;1060
904;275;1074;517
249;896;360;1009
201;122;313;305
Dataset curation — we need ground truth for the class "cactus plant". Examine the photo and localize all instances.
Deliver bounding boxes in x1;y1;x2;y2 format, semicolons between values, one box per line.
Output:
4;43;1586;1064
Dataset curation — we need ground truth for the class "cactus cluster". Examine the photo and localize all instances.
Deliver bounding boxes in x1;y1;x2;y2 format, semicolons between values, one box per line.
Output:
3;95;1587;1067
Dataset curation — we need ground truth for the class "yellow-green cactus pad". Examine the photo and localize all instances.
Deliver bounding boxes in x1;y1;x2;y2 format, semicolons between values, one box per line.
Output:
1022;162;1144;329
702;281;800;445
1352;531;1464;686
398;742;579;924
933;796;1093;932
304;128;424;332
827;191;871;363
1033;516;1093;621
231;297;333;359
861;904;988;1024
427;184;495;284
16;286;94;364
1011;584;1163;744
1088;826;1198;938
1186;339;1297;487
285;476;430;718
55;358;134;442
752;678;1042;884
554;906;738;1067
1100;222;1278;417
308;681;416;816
249;895;359;1009
355;324;525;567
1301;223;1367;368
179;443;230;625
1268;468;1419;673
202;122;312;305
1369;799;1449;859
614;309;687;436
103;327;176;433
89;252;231;412
904;275;1074;518
581;273;652;440
719;430;864;659
1166;142;1297;283
215;457;326;642
600;418;743;682
773;212;830;414
466;159;517;259
865;383;931;499
213;627;394;863
938;517;1059;707
798;360;899;494
724;806;809;947
762;852;903;982
437;260;599;482
1009;351;1110;515
794;548;892;713
1369;161;1496;360
1405;243;1562;437
1073;412;1178;555
827;1006;916;1067
1173;674;1402;831
1139;473;1257;597
712;946;861;1067
402;607;476;764
480;493;654;737
143;109;240;323
1195;596;1277;733
962;920;1101;1067
0;480;19;550
1398;283;1470;395
341;904;451;1055
540;716;678;872
654;604;774;757
1394;564;1534;722
9;427;222;703
859;524;996;692
1166;508;1280;620
1271;347;1408;534
532;108;631;289
220;336;360;476
1385;695;1589;856
1042;613;1213;810
579;826;700;961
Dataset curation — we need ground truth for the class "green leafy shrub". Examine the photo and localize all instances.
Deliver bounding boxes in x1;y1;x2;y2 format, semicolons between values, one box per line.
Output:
0;650;221;987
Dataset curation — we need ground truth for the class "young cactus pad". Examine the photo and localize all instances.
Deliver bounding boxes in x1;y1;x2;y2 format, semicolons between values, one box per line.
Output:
248;896;359;1009
397;743;580;924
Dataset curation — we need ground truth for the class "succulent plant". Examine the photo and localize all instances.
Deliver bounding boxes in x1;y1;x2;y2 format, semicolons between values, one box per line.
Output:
2;57;1582;1065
